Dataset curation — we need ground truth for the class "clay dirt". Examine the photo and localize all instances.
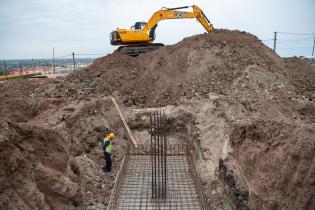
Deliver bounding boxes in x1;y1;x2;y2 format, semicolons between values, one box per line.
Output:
0;29;314;210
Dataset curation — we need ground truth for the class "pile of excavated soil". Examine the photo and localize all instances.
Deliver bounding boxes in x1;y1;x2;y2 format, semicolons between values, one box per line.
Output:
1;29;314;210
54;30;314;107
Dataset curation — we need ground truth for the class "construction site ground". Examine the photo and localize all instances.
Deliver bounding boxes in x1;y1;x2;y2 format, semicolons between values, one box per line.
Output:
0;30;315;210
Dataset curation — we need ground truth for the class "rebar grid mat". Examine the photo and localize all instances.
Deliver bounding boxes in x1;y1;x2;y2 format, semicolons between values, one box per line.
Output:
107;144;210;210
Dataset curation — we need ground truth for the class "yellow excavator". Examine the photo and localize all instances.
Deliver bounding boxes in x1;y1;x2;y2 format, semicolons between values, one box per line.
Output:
110;5;214;56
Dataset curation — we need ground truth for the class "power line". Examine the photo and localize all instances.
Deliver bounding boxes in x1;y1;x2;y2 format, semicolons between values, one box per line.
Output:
277;32;315;36
277;37;314;43
55;54;72;59
262;37;313;44
260;39;273;42
54;53;103;59
277;46;313;49
262;35;314;42
75;53;104;56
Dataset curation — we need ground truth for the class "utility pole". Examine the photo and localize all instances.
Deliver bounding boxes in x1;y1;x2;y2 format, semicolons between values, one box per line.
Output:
72;52;76;71
273;31;277;52
312;36;315;57
32;58;34;70
4;60;7;76
19;61;22;74
53;47;56;74
45;60;48;74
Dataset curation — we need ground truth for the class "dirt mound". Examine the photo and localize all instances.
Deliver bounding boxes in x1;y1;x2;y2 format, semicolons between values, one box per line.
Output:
52;30;288;106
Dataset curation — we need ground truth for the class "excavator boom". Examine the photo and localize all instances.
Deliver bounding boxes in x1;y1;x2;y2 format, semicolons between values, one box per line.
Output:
110;5;214;55
142;5;213;34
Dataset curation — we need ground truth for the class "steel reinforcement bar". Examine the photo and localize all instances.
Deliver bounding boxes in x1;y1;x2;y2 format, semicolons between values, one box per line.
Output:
128;144;189;156
187;154;210;210
150;111;167;199
107;150;130;210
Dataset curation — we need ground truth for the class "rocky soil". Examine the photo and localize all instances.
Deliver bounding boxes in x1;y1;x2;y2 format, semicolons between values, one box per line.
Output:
1;29;314;210
0;80;128;209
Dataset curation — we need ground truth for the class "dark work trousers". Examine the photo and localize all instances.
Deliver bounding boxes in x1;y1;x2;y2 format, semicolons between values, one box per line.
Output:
104;152;112;172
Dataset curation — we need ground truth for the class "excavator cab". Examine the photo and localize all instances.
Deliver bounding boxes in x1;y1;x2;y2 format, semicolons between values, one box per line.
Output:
134;22;146;30
110;21;157;46
134;22;157;40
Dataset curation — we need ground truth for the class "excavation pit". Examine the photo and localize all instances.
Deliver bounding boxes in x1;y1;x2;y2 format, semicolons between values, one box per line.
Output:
107;145;210;210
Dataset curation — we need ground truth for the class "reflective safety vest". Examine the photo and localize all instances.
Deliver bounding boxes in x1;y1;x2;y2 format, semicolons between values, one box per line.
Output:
102;138;112;153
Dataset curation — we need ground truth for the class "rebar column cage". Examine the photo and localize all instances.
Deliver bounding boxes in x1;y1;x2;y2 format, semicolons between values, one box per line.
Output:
150;111;167;199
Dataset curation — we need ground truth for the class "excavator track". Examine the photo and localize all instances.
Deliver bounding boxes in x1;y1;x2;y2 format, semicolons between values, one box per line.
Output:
118;43;164;56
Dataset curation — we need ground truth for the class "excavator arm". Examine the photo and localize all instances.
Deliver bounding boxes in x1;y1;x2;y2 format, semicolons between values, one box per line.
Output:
143;5;214;34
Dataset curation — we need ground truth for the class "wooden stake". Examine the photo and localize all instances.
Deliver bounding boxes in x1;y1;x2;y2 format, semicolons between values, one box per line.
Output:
109;96;139;147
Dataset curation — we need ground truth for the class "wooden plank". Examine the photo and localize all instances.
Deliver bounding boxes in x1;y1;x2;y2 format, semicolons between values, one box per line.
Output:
108;96;139;147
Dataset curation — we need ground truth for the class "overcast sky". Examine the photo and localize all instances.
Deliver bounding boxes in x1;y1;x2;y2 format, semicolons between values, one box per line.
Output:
0;0;314;59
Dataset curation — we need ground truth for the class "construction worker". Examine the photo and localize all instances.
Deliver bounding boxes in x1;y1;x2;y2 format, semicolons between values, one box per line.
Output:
101;132;115;172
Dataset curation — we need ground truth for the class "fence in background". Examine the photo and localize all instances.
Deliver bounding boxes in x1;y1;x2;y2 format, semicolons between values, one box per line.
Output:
0;52;104;76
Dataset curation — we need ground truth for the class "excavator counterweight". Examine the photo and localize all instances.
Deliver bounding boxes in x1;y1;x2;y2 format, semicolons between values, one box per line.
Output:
110;5;214;56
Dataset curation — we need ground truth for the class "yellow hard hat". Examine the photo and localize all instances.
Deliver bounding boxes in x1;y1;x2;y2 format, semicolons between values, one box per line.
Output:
108;132;115;139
